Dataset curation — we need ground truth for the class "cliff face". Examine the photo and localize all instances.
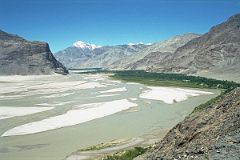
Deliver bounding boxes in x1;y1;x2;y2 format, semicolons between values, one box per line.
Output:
149;14;240;75
136;88;240;160
0;30;68;75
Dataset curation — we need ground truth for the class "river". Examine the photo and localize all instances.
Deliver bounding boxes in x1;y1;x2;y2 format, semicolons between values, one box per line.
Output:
0;73;220;160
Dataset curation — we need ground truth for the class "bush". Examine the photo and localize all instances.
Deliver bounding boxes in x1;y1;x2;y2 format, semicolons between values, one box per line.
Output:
102;147;147;160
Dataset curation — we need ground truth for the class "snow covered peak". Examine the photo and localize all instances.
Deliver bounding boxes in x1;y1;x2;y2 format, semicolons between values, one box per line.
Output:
73;41;102;50
127;42;152;46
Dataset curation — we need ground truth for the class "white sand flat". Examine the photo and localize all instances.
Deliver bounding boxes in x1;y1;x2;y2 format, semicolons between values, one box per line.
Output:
111;80;122;84
0;76;105;97
83;74;106;80
0;107;54;120
0;85;28;94
96;94;120;97
129;98;138;101
0;75;61;82
5;82;104;97
2;99;137;137
99;87;127;93
127;82;140;85
36;101;73;107
140;87;213;104
0;95;26;100
41;92;75;98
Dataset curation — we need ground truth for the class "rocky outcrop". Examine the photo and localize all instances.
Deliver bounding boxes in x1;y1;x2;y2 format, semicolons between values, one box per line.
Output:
54;46;93;69
136;88;240;160
149;14;240;75
0;30;68;75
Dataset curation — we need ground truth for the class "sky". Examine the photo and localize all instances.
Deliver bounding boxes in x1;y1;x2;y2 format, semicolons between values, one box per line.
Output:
0;0;240;52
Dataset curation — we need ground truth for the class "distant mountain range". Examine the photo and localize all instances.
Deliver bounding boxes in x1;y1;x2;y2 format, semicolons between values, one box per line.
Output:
54;33;199;69
1;13;239;79
54;13;240;82
55;42;151;69
0;30;68;75
149;14;240;75
112;33;200;70
144;13;240;82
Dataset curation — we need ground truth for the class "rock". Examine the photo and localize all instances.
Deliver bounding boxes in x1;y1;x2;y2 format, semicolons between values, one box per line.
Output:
0;29;68;75
54;43;149;69
135;88;240;160
123;33;200;70
110;33;199;70
149;13;240;79
54;33;199;70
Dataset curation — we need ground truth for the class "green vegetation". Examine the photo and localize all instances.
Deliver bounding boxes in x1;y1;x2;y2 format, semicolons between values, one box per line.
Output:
192;95;219;113
109;70;240;114
80;70;240;114
110;70;239;89
79;143;113;151
76;70;240;158
80;70;239;89
192;88;234;113
79;139;125;152
102;147;147;160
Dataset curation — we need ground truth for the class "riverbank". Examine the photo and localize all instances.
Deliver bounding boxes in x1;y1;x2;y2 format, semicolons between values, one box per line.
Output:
71;70;240;160
136;87;240;160
0;72;225;160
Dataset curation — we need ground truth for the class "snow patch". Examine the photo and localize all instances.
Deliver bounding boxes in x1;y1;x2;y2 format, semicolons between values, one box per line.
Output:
127;42;152;46
73;41;102;50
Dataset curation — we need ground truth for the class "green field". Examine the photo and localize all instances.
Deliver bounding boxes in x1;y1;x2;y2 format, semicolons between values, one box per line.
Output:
80;70;239;90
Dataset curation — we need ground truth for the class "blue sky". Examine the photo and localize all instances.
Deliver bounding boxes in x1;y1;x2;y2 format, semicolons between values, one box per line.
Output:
1;0;240;52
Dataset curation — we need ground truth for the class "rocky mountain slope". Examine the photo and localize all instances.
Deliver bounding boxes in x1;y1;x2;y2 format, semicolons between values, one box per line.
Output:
0;30;68;75
149;14;240;76
136;87;240;160
122;51;170;70
54;14;240;82
55;42;149;69
79;44;149;69
112;33;200;70
54;33;199;69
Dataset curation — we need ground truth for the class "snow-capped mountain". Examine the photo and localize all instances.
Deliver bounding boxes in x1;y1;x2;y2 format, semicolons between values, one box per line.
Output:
73;41;102;50
54;33;199;69
128;42;152;46
54;43;149;68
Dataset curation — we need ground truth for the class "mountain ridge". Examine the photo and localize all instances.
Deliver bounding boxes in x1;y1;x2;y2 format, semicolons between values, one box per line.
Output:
148;13;240;76
54;33;199;69
73;41;102;50
0;29;68;75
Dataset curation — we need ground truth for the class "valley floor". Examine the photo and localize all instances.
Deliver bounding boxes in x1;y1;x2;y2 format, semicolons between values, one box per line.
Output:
0;73;220;160
196;72;240;83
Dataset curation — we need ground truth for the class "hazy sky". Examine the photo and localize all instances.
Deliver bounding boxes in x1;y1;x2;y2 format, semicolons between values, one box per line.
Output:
1;0;240;52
